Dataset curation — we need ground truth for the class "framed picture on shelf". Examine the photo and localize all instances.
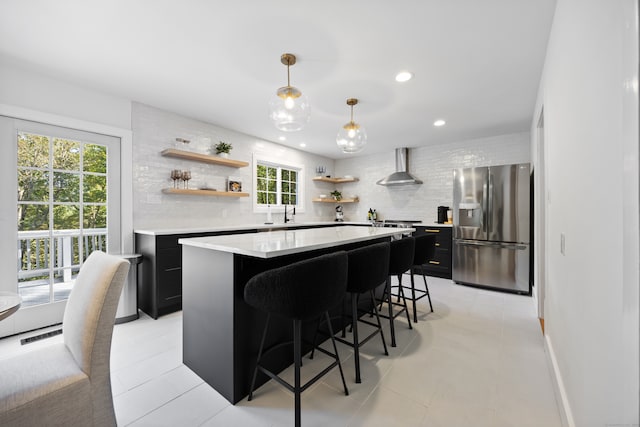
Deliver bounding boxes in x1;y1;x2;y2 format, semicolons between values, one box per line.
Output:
227;176;242;192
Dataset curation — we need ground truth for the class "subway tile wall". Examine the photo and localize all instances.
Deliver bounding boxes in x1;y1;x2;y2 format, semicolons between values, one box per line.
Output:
132;102;530;229
132;103;337;230
334;132;531;223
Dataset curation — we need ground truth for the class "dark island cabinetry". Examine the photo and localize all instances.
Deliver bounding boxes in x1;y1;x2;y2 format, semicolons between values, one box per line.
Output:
412;225;452;279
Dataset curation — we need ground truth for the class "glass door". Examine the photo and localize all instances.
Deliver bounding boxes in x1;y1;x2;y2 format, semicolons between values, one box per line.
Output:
0;117;121;333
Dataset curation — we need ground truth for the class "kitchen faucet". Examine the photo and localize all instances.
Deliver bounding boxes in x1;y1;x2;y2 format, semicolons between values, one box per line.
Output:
284;205;296;223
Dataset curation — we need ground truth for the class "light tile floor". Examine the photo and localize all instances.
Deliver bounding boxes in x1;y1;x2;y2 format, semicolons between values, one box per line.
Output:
0;277;563;426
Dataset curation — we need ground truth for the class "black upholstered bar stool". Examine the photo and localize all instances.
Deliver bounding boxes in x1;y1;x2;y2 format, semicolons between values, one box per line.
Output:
244;252;349;427
379;236;414;347
403;234;436;322
333;242;390;383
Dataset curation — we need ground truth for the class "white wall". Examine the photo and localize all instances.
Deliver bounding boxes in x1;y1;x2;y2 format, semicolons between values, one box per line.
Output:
531;0;639;426
334;132;530;223
0;61;134;337
132;103;337;229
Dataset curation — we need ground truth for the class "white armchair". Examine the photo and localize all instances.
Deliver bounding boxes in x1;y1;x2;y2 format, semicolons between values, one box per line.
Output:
0;251;129;427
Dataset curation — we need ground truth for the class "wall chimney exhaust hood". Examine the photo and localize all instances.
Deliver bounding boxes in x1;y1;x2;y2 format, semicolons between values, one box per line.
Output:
376;148;423;186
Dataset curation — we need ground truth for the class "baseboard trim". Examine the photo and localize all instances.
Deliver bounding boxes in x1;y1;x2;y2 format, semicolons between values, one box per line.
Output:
544;334;576;427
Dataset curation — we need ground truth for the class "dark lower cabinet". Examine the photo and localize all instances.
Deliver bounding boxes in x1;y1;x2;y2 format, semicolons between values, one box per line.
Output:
412;225;452;279
135;230;258;318
135;224;345;319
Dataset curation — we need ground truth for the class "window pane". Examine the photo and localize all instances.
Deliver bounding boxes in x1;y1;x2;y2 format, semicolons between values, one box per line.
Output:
18;237;50;277
83;205;107;228
53;205;80;230
267;180;276;192
267;193;276;204
257;178;267;191
291;182;297;192
282;182;289;193
18;169;49;202
52;235;80;268
83;174;107;203
282;169;289;181
267;167;277;179
290;170;297;181
257;164;266;177
53;138;80;170
257;192;266;204
18;133;49;168
18;204;49;231
53;172;80;202
290;195;297;204
83;144;107;173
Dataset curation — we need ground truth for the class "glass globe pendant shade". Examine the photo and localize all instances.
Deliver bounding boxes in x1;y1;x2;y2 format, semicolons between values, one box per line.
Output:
336;98;367;153
337;121;367;153
269;53;310;132
269;85;310;132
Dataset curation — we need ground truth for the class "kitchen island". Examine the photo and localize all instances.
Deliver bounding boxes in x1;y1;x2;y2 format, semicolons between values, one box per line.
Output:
179;225;411;404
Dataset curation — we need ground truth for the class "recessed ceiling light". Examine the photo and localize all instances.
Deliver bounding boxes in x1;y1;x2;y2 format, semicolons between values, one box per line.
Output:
395;71;413;82
434;119;446;127
278;136;286;141
299;143;306;148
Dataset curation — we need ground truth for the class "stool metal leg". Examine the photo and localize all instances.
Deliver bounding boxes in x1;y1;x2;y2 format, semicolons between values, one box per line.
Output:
351;293;362;383
397;274;413;329
420;266;434;312
386;277;397;347
410;272;418;322
248;313;271;401
293;319;302;427
369;290;389;356
324;312;349;395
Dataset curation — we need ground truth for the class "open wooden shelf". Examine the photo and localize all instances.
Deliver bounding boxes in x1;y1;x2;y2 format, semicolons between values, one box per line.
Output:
312;176;358;184
162;188;249;198
312;197;359;203
161;148;249;168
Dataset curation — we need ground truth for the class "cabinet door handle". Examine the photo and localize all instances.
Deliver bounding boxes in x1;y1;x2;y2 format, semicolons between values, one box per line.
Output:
424;229;441;233
429;260;441;265
435;243;440;247
165;267;182;272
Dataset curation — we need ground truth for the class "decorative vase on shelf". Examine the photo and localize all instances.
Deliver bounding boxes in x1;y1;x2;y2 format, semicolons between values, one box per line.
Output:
218;152;230;159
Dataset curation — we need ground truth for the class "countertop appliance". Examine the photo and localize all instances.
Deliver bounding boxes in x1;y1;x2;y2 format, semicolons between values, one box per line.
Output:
452;163;531;294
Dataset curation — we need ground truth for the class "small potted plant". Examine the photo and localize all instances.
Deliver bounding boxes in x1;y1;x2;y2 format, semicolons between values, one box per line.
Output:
330;190;342;201
213;141;232;158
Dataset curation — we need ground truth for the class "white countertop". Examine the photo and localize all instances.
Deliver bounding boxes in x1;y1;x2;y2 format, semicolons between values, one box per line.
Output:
135;221;369;236
135;221;450;236
179;225;413;259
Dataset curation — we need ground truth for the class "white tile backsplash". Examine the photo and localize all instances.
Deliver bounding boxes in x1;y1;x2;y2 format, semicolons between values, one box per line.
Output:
132;102;530;229
334;132;530;223
132;103;336;229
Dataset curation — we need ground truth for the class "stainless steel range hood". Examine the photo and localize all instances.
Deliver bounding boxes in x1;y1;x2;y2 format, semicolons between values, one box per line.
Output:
376;148;423;186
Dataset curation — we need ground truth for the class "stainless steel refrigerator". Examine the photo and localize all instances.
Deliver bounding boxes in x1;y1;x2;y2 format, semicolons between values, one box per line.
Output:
452;163;531;294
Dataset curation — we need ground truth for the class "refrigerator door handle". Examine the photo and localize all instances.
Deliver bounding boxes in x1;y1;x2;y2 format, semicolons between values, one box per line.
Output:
487;172;493;234
456;240;528;251
482;177;488;234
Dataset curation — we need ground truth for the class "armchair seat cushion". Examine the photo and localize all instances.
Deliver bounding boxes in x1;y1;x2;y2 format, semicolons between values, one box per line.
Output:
0;343;91;426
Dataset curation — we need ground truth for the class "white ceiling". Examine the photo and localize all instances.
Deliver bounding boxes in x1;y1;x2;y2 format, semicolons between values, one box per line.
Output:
0;0;556;159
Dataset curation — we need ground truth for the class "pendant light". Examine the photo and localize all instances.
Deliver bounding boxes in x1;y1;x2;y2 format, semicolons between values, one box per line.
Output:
269;53;310;132
336;98;367;153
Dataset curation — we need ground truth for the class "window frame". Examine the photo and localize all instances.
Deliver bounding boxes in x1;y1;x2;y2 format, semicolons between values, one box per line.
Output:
252;154;305;214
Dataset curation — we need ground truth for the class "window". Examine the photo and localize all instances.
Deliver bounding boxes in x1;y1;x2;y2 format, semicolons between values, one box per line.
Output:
14;121;120;308
254;156;304;212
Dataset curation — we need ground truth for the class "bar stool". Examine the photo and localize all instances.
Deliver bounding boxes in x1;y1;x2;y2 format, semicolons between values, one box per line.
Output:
328;242;390;383
379;236;414;347
244;252;349;427
399;234;436;322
